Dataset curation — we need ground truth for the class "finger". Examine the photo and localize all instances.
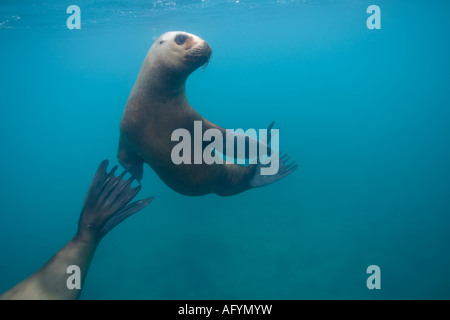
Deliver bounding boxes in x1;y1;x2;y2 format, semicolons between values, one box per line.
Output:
96;164;118;197
83;160;111;207
109;165;118;177
97;160;110;175
101;197;154;235
97;167;124;205
89;160;109;190
118;169;128;180
106;174;134;207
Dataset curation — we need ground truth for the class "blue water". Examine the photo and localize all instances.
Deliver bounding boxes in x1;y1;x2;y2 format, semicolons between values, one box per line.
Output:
1;0;449;300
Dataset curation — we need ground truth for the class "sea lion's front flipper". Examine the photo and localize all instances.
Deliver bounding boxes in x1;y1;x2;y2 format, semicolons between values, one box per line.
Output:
117;136;144;181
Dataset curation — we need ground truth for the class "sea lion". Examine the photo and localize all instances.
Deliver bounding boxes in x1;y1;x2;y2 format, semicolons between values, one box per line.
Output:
0;161;153;300
118;31;297;197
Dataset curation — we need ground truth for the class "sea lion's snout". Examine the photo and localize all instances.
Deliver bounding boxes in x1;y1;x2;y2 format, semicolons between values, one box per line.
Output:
186;41;212;66
203;42;212;57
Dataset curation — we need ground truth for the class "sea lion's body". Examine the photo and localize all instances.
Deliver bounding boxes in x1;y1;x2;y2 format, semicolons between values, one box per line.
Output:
118;32;296;196
119;102;252;196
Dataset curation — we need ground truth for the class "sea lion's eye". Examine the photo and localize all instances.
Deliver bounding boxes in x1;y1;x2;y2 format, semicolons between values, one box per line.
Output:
175;34;187;45
159;40;165;45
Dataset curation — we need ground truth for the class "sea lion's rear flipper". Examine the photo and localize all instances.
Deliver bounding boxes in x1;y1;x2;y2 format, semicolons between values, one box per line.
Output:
118;136;144;181
249;153;298;188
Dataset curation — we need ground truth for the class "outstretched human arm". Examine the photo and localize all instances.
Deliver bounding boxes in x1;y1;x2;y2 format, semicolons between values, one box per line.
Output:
0;160;153;300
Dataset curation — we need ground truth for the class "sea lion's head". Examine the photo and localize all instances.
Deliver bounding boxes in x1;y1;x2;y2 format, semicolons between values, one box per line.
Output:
150;31;212;76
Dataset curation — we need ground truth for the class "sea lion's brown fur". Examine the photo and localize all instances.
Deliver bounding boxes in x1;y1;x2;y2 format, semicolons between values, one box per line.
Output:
118;31;296;196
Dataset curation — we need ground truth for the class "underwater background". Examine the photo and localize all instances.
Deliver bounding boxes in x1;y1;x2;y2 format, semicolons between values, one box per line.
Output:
1;0;449;300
